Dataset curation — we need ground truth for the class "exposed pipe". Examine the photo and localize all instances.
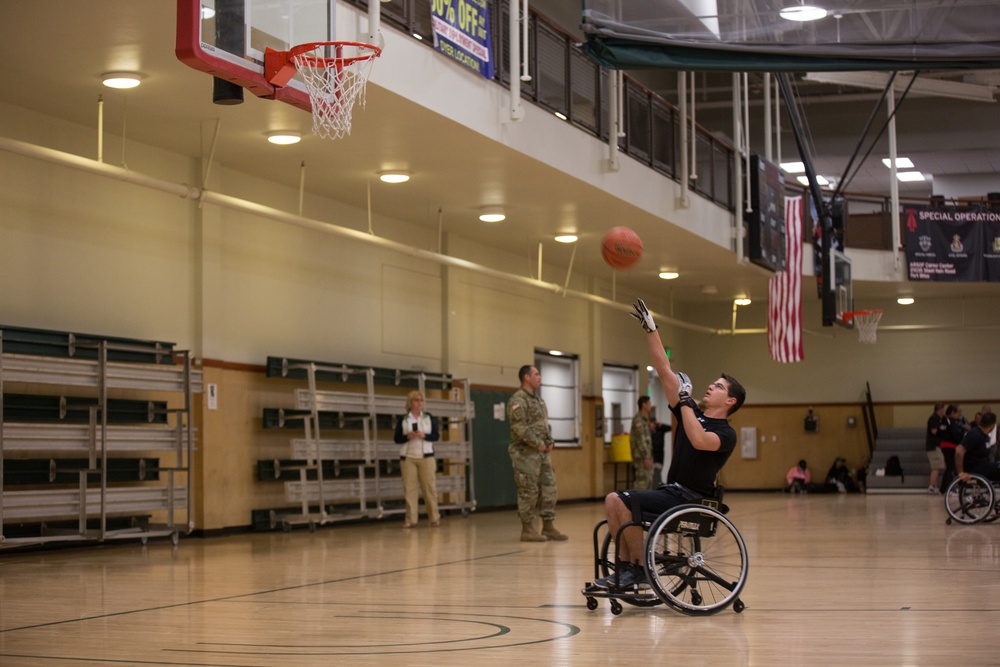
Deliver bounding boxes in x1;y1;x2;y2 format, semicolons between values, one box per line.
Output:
367;0;380;44
887;84;901;268
200;118;223;209
537;242;543;281
763;74;772;162
733;73;744;262
562;242;577;294
97;95;104;164
520;0;531;82
298;160;306;217
608;71;620;170
506;0;524;122
677;72;689;207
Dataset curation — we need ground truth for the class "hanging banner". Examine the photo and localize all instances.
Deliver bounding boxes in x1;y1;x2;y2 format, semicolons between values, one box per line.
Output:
902;205;996;282
984;215;1000;281
431;0;494;79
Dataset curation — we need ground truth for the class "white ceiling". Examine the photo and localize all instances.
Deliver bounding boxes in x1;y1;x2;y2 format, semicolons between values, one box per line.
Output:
3;1;1000;320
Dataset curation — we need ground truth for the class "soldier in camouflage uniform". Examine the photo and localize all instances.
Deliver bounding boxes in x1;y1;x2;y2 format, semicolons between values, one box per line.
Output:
508;365;568;542
630;396;654;489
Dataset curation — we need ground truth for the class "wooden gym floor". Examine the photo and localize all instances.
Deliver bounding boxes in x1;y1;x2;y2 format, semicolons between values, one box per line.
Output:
1;492;999;666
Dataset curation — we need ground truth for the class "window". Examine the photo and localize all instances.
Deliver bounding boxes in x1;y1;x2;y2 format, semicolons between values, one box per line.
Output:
602;363;638;445
534;350;579;447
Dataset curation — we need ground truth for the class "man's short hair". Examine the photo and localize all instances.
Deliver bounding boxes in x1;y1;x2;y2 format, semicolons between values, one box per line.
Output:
517;365;534;383
637;396;650;410
934;402;944;411
982;412;997;428
721;373;746;415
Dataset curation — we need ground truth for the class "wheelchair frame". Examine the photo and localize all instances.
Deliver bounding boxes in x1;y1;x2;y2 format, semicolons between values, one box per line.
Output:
582;497;748;616
944;473;1000;525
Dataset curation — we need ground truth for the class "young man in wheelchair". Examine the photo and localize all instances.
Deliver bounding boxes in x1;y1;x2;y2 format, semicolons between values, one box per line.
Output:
591;298;746;591
956;412;999;482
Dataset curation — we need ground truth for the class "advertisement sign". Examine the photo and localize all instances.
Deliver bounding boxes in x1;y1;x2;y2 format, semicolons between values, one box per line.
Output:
431;0;494;79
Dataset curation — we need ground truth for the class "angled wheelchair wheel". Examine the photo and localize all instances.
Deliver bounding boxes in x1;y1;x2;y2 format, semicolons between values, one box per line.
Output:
945;475;995;525
600;531;661;607
644;504;748;615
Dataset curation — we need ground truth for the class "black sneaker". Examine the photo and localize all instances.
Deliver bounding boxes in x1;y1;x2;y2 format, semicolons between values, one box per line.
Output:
609;564;650;591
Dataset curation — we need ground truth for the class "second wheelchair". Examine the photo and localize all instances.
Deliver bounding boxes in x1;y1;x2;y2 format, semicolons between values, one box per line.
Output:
944;473;1000;525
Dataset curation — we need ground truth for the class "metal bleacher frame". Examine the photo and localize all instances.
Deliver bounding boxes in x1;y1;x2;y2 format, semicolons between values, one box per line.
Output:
0;329;201;549
267;358;476;531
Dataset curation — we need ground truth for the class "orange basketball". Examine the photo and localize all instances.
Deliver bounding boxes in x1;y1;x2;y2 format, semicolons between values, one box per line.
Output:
601;226;643;270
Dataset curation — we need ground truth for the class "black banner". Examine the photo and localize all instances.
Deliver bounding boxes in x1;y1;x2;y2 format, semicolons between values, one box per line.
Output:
902;205;1000;282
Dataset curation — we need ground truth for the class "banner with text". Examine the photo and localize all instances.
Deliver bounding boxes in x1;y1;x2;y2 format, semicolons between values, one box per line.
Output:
431;0;494;79
902;205;1000;282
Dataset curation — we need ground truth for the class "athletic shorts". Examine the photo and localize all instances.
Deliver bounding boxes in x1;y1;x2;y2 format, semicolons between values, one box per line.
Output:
616;483;702;523
926;447;945;469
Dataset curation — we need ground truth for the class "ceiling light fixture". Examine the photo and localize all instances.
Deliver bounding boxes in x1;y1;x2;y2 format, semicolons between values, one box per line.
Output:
102;72;143;89
779;4;828;21
896;171;926;182
734;297;752;306
780;161;805;174
897;297;915;305
554;111;568;121
378;171;410;184
658;271;679;280
479;207;506;223
797;174;830;187
882;157;914;169
266;131;301;145
554;234;578;243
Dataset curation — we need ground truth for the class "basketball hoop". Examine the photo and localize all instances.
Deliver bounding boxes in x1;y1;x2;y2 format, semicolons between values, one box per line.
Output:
264;41;381;141
843;309;883;344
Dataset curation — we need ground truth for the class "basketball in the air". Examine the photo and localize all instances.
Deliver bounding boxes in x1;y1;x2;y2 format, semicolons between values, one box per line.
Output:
600;226;643;270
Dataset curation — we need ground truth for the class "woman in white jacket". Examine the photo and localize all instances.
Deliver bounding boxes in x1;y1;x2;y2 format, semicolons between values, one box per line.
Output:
393;390;441;528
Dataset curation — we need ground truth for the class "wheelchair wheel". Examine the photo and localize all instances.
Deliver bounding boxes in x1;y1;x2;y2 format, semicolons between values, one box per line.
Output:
644;504;748;615
944;475;995;525
600;532;661;607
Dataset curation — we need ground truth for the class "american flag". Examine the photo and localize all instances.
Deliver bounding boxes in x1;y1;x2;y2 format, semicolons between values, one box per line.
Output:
768;196;804;363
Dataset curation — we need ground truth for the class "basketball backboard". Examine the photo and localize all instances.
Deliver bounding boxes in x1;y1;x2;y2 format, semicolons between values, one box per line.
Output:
176;0;338;110
825;248;854;328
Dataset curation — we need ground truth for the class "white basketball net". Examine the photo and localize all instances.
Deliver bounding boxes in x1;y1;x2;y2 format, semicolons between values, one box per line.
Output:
852;310;883;344
293;44;378;141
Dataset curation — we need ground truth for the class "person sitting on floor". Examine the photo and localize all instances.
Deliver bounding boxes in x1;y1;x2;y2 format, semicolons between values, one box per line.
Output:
825;456;859;493
786;459;811;493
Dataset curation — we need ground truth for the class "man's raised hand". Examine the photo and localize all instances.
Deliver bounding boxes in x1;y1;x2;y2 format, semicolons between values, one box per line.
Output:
630;298;656;333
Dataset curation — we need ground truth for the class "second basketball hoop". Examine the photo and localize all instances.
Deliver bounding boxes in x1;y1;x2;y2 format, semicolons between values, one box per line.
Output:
264;41;382;141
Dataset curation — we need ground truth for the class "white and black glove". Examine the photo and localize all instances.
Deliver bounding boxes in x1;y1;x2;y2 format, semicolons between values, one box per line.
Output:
677;392;698;412
630;298;656;333
676;372;692;395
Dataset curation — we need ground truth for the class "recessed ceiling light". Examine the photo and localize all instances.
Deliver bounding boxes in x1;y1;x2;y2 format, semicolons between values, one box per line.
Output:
378;171;410;184
266;131;301;145
779;4;828;21
780;161;805;174
734;297;752;306
796;175;830;186
479;207;506;223
897;171;926;182
554;111;568;121
882;157;914;169
897;297;915;305
549;350;564;356
554;234;578;243
102;72;143;89
658;271;679;280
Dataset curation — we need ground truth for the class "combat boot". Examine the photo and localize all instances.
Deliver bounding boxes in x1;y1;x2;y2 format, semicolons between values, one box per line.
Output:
520;520;547;542
542;519;568;541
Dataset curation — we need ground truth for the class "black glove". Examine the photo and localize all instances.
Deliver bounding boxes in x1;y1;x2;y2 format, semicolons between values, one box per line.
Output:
630;298;656;333
677;392;698;412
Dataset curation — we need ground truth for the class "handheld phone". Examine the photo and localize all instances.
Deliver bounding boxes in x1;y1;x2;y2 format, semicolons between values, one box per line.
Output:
412;423;418;432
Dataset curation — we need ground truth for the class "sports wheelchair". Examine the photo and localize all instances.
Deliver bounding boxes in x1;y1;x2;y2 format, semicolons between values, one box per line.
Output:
582;488;748;616
944;473;1000;525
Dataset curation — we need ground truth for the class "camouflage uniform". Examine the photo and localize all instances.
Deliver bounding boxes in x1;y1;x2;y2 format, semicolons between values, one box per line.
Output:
508;387;558;524
630;411;654;489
